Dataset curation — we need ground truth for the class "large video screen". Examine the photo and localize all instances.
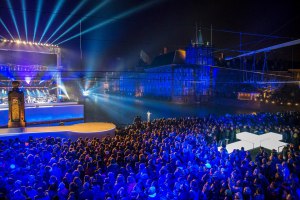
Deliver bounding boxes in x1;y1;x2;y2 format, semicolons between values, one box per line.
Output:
0;50;58;104
0;50;57;66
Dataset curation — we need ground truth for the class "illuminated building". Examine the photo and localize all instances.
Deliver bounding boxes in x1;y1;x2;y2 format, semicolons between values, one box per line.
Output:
119;29;216;103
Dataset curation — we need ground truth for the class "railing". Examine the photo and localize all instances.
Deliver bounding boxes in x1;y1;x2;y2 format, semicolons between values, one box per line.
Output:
278;145;286;153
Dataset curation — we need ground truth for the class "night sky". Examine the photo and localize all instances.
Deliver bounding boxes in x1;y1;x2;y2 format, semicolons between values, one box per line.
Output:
0;0;299;71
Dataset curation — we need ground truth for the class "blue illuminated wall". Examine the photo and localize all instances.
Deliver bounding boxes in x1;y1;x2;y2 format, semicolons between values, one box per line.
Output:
0;104;83;127
185;43;213;66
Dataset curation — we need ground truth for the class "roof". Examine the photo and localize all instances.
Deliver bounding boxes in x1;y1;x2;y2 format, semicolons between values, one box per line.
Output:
150;50;186;67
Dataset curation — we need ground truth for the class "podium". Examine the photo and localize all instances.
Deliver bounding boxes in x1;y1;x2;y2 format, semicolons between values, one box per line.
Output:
8;81;26;128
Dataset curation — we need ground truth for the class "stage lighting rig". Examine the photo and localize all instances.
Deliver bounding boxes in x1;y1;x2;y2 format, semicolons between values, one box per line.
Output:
0;38;59;47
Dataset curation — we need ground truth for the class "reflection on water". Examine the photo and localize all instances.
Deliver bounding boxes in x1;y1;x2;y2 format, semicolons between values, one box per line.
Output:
84;94;257;126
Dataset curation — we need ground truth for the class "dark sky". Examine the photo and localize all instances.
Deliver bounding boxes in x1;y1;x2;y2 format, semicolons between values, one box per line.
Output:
0;0;299;70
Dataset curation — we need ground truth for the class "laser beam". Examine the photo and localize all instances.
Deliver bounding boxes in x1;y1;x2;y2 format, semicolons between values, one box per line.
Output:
33;0;43;42
39;0;65;43
58;1;160;45
0;18;15;40
51;0;110;44
21;0;28;41
6;0;21;40
45;0;88;44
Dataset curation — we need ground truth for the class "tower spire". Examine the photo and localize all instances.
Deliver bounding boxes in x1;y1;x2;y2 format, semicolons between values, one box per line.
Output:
198;28;203;45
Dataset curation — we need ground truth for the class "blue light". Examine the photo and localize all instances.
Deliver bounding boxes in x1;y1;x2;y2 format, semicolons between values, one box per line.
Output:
5;0;21;40
58;1;160;45
45;0;88;44
21;0;28;41
10;164;16;169
33;0;43;42
51;0;110;44
39;0;65;43
83;90;90;97
0;18;14;40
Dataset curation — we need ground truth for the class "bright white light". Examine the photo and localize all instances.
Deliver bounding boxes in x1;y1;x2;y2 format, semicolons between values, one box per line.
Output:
25;77;31;84
83;90;90;97
16;40;21;44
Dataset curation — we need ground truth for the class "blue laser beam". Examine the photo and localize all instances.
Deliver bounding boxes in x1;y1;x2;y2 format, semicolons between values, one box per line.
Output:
51;0;110;44
21;0;28;41
33;0;43;42
57;1;160;45
6;0;21;40
0;18;15;40
45;0;88;44
39;0;65;43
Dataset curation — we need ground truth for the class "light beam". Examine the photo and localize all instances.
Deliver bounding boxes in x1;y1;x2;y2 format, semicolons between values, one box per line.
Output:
57;1;160;45
21;0;28;41
5;0;21;39
226;39;300;60
51;0;110;44
39;0;65;43
0;18;15;40
33;0;43;42
46;0;88;44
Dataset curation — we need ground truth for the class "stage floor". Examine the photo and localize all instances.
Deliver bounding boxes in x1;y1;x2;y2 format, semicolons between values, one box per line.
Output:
0;122;116;140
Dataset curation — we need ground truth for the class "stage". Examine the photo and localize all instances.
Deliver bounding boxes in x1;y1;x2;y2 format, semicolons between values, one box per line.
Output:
0;122;116;140
0;102;84;127
218;131;287;153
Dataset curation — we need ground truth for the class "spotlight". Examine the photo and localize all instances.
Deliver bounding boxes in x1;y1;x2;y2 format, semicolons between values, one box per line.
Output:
25;77;31;84
83;90;90;97
10;164;16;169
287;102;291;106
296;103;299;106
16;40;21;44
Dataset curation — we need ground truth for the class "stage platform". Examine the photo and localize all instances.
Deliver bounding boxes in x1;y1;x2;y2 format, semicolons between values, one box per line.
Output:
0;102;84;127
218;131;287;153
0;122;116;140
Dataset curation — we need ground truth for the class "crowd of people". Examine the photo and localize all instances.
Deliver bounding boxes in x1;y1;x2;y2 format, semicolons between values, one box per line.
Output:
0;112;299;200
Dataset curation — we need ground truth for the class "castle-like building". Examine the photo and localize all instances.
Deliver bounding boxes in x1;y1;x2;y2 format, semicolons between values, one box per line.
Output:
118;29;217;103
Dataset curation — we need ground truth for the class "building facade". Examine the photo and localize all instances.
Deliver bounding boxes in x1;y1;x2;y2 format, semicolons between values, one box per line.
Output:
118;30;217;103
